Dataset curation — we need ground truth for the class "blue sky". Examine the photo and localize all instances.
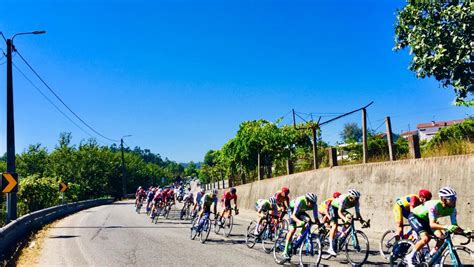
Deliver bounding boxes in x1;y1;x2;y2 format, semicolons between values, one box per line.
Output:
0;0;471;162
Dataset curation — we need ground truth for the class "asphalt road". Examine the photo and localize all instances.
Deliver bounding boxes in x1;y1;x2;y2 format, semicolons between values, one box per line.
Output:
34;200;387;266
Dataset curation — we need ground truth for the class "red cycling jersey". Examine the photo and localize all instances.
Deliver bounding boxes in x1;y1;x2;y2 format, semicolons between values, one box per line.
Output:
222;191;237;202
153;192;163;202
274;191;289;207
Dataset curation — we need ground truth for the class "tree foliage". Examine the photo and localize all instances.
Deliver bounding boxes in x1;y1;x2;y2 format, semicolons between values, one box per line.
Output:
394;0;473;105
340;123;363;143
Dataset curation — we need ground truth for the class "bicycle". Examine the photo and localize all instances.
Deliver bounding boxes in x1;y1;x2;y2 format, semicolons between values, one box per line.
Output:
180;201;192;220
380;224;416;260
272;219;322;266
190;212;214;244
245;212;288;253
389;230;474;266
320;218;371;266
214;207;238;237
136;198;144;214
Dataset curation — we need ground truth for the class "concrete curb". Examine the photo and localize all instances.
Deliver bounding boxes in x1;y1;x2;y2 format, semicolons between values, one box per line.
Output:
0;198;114;261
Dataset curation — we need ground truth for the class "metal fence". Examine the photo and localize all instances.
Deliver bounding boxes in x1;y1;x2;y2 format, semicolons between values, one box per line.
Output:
0;198;113;260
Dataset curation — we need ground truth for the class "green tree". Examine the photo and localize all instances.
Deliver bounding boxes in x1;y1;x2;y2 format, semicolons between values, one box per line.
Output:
340;123;363;143
394;0;473;105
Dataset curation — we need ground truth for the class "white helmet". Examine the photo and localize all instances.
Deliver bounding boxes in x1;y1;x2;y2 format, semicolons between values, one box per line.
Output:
305;192;317;204
348;189;361;198
269;197;277;205
200;188;205;193
439;187;457;198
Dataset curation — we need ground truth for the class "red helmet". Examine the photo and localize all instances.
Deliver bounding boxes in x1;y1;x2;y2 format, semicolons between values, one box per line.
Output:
333;191;342;198
418;189;432;200
281;187;290;195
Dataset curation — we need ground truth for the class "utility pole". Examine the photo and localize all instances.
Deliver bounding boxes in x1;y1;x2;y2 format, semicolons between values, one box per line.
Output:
120;138;126;197
5;38;17;223
2;30;45;223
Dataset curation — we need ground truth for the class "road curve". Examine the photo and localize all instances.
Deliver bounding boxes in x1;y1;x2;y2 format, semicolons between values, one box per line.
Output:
34;200;385;266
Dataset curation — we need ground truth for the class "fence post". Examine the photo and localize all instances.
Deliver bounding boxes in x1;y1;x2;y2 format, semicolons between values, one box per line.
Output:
362;108;368;163
328;147;338;167
407;134;421;159
286;159;293;175
312;127;318;169
386;116;396;161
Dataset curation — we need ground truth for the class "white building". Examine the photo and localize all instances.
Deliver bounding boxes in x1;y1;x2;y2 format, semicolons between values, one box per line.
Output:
402;119;465;141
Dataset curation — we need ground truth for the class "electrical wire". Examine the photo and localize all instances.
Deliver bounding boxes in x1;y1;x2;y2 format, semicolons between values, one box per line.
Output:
14;48;120;142
13;62;109;145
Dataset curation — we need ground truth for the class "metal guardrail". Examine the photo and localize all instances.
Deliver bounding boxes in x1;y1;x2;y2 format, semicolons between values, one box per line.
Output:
0;198;113;260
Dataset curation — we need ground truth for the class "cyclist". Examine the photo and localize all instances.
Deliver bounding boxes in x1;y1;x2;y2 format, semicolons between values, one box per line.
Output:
135;187;146;208
183;188;194;206
282;193;320;260
393;189;432;239
404;187;465;266
150;188;164;218
197;189;218;221
327;189;367;256
254;196;279;235
219;187;239;224
318;191;342;225
146;187;156;213
193;188;205;213
273;187;290;220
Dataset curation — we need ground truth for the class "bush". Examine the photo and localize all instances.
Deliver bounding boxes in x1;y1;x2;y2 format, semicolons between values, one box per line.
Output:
17;175;61;215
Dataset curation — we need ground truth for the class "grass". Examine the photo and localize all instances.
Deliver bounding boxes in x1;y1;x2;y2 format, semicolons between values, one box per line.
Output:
15;220;59;267
422;140;474;158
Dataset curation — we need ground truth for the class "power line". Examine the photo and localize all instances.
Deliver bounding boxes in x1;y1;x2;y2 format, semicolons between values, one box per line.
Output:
14;48;120;142
13;62;110;145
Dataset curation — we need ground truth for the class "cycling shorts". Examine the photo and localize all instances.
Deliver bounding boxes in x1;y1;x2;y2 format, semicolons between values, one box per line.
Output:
393;203;410;223
289;212;311;229
329;206;349;224
224;199;232;209
408;213;433;236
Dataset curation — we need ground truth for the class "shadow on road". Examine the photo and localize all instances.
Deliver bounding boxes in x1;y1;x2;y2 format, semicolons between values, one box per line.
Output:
53;225;189;229
204;239;247;245
48;235;79;239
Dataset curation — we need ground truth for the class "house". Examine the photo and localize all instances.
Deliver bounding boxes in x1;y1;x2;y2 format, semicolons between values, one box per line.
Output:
400;119;465;141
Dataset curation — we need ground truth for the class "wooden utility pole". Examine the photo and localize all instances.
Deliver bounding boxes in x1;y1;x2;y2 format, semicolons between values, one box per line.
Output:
407;134;421;159
385;116;395;161
362;108;368;163
312;127;318;169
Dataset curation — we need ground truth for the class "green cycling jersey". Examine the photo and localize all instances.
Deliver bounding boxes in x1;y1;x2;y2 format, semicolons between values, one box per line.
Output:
412;200;457;224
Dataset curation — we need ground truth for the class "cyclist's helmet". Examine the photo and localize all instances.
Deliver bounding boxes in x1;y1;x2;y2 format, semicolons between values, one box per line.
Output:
281;187;290;196
212;189;219;195
200;188;205;193
305;192;318;204
418;189;432;200
333;191;342;198
439;187;456;198
230;187;237;194
348;189;361;198
269;196;277;205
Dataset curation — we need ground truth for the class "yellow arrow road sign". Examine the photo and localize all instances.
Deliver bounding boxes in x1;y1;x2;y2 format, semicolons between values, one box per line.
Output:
59;182;68;192
2;173;18;193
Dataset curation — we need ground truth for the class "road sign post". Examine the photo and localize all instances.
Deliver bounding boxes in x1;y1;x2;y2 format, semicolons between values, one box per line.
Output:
59;182;68;205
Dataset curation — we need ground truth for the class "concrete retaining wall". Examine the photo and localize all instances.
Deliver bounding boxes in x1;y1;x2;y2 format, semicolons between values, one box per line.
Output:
233;154;473;236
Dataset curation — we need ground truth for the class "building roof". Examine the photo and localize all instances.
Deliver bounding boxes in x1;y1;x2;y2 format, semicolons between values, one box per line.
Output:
400;130;418;136
417;119;465;129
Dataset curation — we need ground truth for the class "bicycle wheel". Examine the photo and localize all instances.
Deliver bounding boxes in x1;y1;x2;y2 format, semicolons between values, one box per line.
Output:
319;229;333;260
200;218;212;243
280;218;289;231
262;222;277;253
380;229;398;261
440;245;474;266
389;239;415;267
223;215;233;237
273;229;290;264
344;230;370;265
299;234;322;267
246;221;257;248
214;216;222;234
190;217;199;240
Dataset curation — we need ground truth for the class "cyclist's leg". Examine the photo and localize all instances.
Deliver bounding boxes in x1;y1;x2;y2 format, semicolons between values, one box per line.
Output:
328;206;339;253
283;216;298;256
405;214;432;262
393;203;404;239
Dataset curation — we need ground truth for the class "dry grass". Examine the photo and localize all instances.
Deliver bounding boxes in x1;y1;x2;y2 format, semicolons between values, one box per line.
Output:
422;140;474;158
15;221;58;267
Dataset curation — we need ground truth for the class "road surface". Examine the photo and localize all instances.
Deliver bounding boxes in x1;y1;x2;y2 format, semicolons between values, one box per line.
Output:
34;200;386;266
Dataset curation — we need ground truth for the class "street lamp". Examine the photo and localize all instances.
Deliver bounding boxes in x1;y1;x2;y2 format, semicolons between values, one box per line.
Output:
120;135;132;197
3;30;45;223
